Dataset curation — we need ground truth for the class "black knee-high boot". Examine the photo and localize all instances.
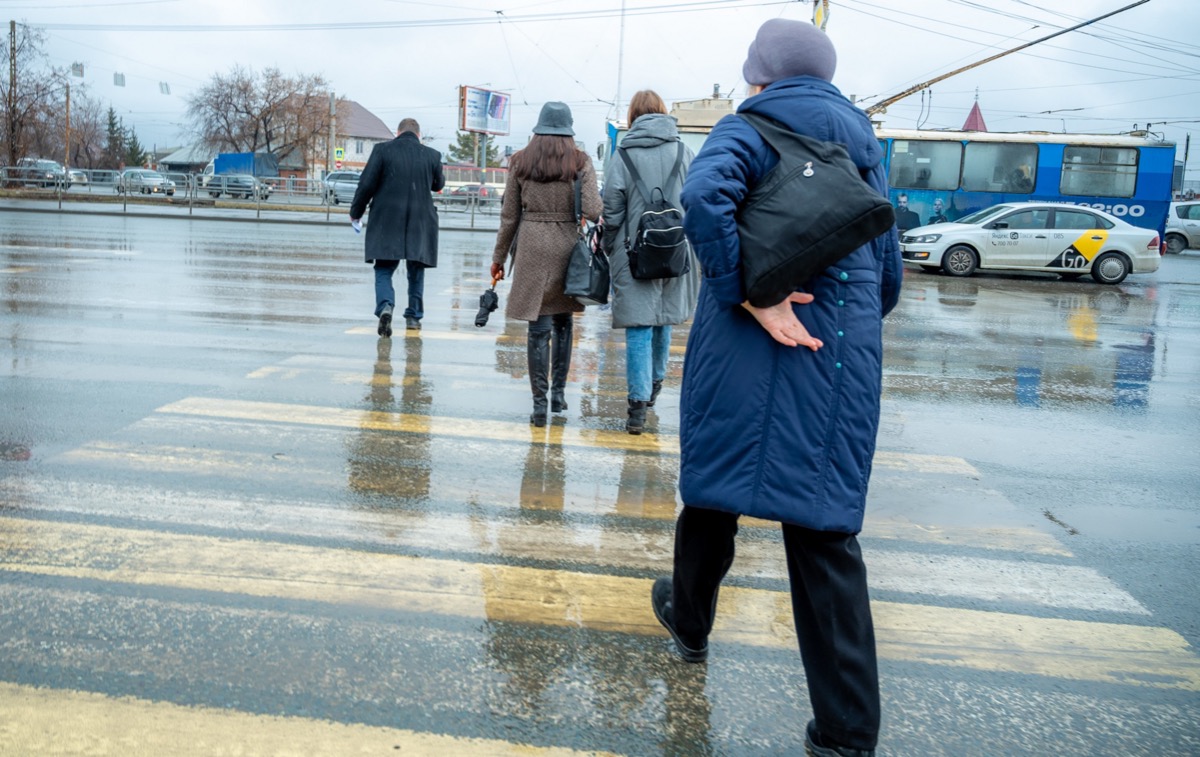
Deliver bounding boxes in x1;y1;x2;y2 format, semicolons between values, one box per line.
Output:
527;326;551;427
550;314;573;413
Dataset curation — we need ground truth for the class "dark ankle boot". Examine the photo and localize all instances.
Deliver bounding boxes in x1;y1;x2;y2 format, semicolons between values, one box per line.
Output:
550;315;573;413
647;379;663;407
527;328;551;427
626;399;648;435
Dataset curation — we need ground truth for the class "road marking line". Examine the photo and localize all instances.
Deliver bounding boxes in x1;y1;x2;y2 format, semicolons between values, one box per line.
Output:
1;476;1066;557
343;326;688;353
152;397;980;474
0;681;617;756
157;397;680;452
2;518;1191;690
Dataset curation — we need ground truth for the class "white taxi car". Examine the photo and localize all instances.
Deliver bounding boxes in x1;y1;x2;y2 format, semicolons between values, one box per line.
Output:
1165;201;1200;254
900;202;1161;285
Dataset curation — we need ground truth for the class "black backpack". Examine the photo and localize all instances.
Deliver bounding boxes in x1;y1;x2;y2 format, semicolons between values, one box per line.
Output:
617;144;690;280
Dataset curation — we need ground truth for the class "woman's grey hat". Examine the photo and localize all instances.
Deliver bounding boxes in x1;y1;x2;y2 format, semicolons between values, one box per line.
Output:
742;18;837;85
532;101;575;136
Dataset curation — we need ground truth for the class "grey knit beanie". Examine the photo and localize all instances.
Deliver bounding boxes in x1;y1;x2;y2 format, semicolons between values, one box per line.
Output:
742;18;837;85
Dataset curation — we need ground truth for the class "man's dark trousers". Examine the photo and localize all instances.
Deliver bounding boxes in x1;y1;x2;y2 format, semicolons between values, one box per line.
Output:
671;504;880;750
374;260;426;321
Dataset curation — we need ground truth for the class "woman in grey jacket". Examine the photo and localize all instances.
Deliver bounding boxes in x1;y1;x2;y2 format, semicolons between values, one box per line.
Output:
602;91;700;434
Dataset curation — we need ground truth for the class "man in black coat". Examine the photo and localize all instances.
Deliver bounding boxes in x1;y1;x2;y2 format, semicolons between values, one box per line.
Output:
350;118;445;335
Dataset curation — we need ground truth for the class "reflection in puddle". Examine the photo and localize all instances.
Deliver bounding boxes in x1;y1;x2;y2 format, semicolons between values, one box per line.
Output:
889;274;1160;411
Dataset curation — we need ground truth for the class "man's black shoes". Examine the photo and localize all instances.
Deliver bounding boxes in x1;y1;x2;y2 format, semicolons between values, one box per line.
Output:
405;316;421;331
805;721;875;757
377;306;393;338
651;577;708;663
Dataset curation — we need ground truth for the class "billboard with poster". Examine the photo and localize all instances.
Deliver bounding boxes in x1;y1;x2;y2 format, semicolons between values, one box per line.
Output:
459;85;511;136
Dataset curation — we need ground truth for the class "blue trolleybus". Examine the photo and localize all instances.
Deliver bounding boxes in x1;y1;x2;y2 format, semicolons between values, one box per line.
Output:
605;100;1176;239
876;128;1175;238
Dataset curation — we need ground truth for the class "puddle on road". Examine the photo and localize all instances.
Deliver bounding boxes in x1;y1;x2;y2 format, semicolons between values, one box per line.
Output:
1045;505;1200;543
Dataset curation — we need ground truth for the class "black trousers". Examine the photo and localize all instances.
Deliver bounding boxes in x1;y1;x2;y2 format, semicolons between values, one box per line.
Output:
671;505;880;750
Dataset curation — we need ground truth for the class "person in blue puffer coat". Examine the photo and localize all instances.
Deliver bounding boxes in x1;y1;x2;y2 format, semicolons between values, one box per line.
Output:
648;19;902;757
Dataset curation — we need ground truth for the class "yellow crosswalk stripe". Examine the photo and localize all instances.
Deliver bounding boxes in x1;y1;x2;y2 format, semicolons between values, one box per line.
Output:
3;518;1195;691
1;474;1068;558
151;397;979;476
157;397;679;453
343;326;688;354
0;681;618;757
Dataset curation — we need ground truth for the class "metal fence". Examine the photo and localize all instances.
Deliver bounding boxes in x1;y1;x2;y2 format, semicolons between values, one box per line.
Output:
1;166;504;223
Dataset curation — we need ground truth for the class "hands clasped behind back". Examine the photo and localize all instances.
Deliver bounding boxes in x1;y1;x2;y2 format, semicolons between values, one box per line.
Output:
741;292;823;350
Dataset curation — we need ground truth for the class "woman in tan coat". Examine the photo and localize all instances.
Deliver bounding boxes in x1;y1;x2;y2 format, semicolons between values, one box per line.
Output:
491;102;602;427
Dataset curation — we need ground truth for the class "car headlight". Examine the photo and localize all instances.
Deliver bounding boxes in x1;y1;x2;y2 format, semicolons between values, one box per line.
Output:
909;233;942;244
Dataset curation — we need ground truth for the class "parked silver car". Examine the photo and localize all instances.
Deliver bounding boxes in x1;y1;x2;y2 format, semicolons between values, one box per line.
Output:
208;174;271;200
116;169;176;196
1165;201;1200;254
323;170;361;205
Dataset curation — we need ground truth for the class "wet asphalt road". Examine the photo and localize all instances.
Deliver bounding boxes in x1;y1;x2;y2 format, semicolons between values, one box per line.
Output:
1;202;1198;755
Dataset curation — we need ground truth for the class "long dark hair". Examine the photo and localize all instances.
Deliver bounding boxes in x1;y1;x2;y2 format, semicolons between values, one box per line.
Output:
510;134;588;183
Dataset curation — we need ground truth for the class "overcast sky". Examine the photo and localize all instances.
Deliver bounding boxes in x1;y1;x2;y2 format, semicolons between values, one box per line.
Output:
11;0;1199;177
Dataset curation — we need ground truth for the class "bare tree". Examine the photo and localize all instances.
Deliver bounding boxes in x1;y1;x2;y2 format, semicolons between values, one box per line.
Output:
186;65;342;166
1;21;68;167
68;92;105;169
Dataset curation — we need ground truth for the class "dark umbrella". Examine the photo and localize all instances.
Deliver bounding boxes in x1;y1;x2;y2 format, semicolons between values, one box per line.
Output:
475;274;501;327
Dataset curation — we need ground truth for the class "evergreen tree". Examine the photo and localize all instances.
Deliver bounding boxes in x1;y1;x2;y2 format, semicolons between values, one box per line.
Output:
103;108;125;168
446;131;500;167
124;125;146;168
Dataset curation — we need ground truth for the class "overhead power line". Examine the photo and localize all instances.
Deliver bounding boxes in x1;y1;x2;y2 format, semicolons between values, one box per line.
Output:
31;0;792;32
864;0;1152;115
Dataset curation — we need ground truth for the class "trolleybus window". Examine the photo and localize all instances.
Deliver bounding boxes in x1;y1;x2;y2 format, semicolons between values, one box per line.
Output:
1061;146;1137;198
962;142;1038;193
888;139;961;190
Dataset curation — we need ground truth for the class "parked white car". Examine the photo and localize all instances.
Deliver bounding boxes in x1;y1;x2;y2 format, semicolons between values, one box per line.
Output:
900;202;1161;285
1165;201;1200;254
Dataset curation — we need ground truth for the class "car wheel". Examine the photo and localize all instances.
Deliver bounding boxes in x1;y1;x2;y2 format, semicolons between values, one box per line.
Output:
1090;252;1130;285
332;196;340;205
1059;272;1083;281
167;190;175;196
1165;233;1188;255
210;192;220;198
941;245;978;277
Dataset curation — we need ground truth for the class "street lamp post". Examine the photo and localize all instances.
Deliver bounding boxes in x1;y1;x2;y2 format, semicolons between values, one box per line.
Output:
64;81;70;172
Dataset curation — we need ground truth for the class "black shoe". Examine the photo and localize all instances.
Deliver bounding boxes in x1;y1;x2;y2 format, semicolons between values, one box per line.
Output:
377;307;393;338
405;316;420;331
651;578;708;663
647;379;663;407
805;721;874;757
626;399;648;435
